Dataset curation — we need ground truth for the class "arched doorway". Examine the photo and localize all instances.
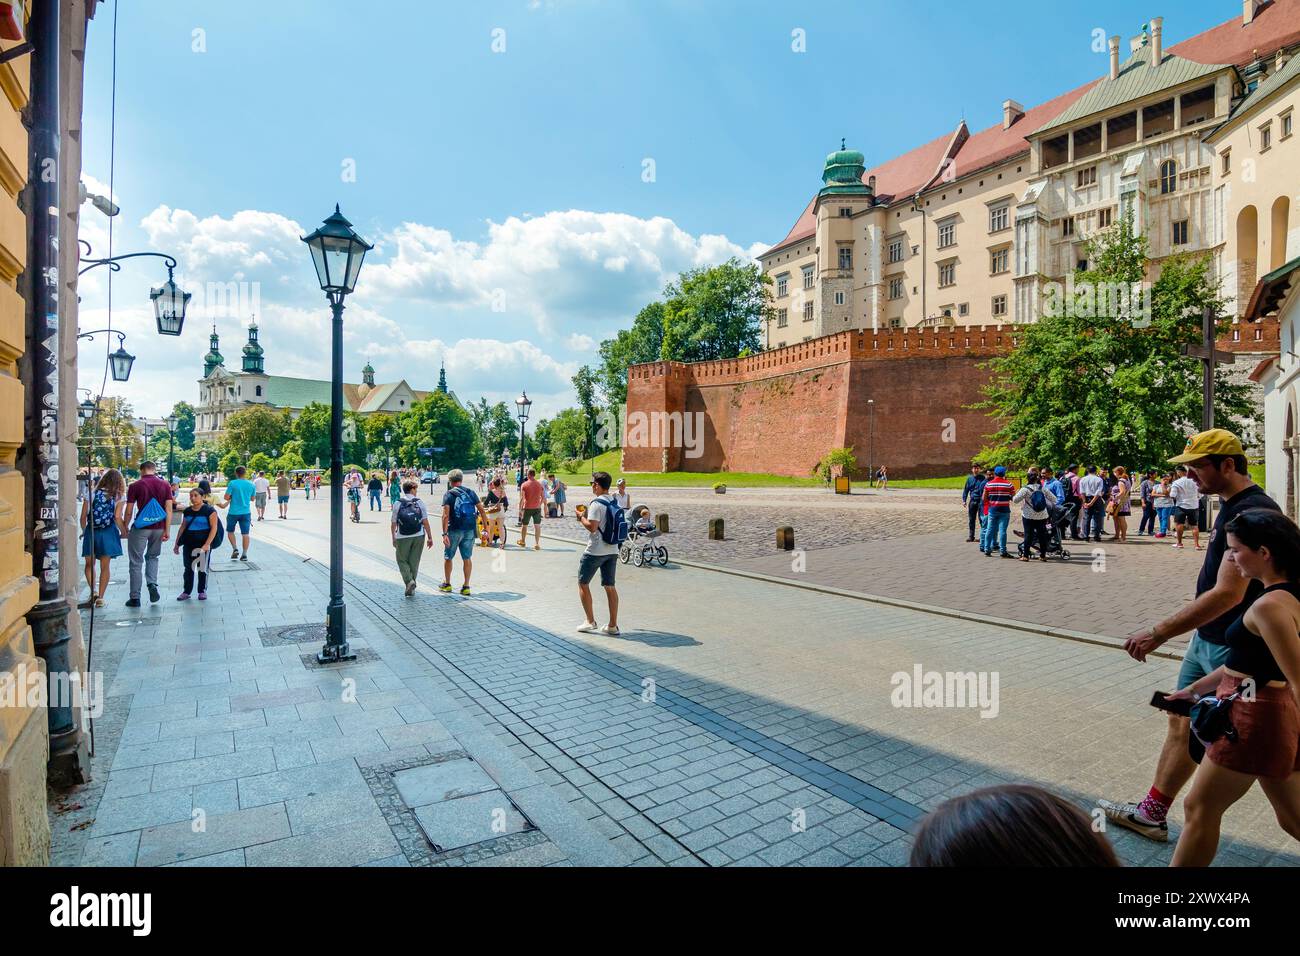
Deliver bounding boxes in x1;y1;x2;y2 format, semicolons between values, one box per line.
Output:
1237;205;1258;314
1271;196;1291;271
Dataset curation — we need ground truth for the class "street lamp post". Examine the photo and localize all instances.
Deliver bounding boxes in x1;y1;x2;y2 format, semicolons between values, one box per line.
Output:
867;399;875;488
384;430;391;472
515;390;532;486
166;415;178;481
302;205;373;663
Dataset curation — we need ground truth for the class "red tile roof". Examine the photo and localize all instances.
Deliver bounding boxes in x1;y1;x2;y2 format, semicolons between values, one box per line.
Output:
1169;0;1300;66
764;0;1300;258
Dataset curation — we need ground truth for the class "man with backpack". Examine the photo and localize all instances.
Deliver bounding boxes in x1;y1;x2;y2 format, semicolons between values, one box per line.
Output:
439;468;487;596
576;471;625;636
122;460;174;607
392;478;433;596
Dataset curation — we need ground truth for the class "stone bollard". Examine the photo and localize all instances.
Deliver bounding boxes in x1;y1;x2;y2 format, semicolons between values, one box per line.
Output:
776;526;794;550
656;512;669;533
708;518;724;540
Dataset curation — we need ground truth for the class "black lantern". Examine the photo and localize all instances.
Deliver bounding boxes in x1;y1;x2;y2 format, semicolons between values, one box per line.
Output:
149;265;191;336
77;398;95;421
109;344;135;382
515;390;532;423
302;204;373;295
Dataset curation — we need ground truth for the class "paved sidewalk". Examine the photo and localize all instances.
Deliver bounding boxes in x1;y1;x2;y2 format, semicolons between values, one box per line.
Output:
49;539;625;868
247;493;1300;867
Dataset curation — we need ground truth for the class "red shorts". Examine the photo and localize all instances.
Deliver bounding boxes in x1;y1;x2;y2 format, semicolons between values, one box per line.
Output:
1206;675;1300;779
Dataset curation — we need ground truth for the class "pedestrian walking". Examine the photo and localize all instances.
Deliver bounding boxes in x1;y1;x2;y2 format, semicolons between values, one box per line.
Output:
1078;466;1106;543
275;471;291;519
368;472;384;511
877;465;889;491
1163;508;1300;864
1099;429;1280;843
1012;468;1057;561
484;477;509;548
1153;472;1176;538
1062;464;1082;540
518;467;544;550
613;478;630;512
388;470;400;511
122;460;174;607
223;465;256;561
439;469;487;596
173;487;219;600
551;473;567;517
1110;466;1132;543
576;470;624;636
1171;465;1202;550
392;478;433;597
80;468;126;608
978;466;1014;557
1138;470;1158;536
961;464;986;542
253;471;270;521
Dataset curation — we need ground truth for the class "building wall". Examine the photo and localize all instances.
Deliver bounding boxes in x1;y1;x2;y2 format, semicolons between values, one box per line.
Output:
626;320;1279;479
0;29;46;866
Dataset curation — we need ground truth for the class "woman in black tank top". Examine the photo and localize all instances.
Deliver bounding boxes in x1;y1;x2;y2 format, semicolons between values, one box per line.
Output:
1167;508;1300;866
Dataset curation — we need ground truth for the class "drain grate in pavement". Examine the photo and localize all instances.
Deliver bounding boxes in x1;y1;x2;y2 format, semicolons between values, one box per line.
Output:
209;561;257;573
362;751;540;866
258;623;359;647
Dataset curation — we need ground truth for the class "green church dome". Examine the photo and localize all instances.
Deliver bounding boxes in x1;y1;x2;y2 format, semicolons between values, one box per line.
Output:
819;139;873;198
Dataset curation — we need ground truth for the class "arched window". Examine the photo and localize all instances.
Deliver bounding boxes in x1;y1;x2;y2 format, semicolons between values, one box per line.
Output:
256;385;262;397
1159;159;1177;194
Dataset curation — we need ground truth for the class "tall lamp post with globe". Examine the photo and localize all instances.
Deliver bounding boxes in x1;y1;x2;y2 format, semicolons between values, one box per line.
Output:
515;391;532;486
166;415;178;482
302;205;372;663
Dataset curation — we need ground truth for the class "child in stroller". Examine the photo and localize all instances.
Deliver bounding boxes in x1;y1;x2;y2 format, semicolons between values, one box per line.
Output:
1013;500;1077;560
620;505;668;567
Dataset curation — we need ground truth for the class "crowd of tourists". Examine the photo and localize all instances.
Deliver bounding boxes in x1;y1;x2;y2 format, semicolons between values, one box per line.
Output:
961;461;1209;560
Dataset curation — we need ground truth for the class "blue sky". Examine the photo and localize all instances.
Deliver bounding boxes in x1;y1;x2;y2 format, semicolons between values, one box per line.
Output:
78;0;1244;421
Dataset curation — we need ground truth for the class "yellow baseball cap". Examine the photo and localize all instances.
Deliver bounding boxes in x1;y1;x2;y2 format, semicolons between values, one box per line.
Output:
1168;428;1244;464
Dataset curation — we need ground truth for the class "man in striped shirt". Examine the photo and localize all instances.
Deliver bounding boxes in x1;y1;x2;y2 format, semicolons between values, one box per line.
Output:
979;466;1015;557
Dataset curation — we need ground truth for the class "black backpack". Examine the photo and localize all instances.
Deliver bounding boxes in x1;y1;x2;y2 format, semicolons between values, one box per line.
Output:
1029;485;1047;511
395;497;424;536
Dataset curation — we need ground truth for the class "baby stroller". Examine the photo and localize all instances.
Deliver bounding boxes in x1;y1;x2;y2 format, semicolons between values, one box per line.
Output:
619;505;668;567
1014;500;1076;560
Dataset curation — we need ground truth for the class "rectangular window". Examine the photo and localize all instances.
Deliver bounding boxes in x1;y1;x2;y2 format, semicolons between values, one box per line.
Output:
776;273;788;297
839;207;852;218
992;294;1007;317
1283;111;1293;139
989;205;1008;232
1076;166;1097;188
958;303;969;317
777;309;788;328
838;247;852;271
802;264;814;289
888;277;903;300
1062;216;1075;237
887;238;904;263
803;301;814;321
834;291;845;306
1098;207;1113;229
937;222;955;248
1172;219;1189;246
990;248;1008;274
1221;149;1231;175
938;262;955;287
1260;122;1272;152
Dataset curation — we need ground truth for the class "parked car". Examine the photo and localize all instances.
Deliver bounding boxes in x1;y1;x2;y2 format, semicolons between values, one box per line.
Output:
421;471;440;486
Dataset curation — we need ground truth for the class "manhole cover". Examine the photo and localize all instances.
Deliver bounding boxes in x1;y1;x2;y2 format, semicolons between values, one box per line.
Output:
259;623;359;647
210;561;256;573
413;791;529;852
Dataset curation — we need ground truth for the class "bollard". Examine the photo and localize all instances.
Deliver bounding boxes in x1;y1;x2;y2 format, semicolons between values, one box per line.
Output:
776;526;794;550
656;512;669;533
708;518;724;540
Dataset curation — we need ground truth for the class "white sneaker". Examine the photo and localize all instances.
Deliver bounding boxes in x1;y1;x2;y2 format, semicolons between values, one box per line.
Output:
600;625;621;636
1096;798;1168;842
576;621;599;633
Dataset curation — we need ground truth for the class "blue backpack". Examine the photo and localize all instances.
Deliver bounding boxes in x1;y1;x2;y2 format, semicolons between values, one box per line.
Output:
1029;486;1047;511
596;495;629;546
450;487;478;529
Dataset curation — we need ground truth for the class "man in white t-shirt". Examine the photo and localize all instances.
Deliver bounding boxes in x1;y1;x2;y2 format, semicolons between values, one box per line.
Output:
252;472;271;521
1169;465;1201;550
576;471;620;637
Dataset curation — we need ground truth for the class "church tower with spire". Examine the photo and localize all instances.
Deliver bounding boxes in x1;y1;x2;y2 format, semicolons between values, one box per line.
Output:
241;319;265;373
203;324;224;377
437;360;448;394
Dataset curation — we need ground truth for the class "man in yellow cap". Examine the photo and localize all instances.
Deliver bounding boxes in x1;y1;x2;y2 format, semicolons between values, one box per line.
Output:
1098;428;1278;842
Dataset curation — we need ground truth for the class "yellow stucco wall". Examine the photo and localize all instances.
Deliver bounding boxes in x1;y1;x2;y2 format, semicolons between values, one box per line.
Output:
0;32;48;868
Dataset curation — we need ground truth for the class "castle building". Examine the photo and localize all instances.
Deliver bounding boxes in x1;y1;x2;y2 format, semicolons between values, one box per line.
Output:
194;322;451;444
760;2;1300;348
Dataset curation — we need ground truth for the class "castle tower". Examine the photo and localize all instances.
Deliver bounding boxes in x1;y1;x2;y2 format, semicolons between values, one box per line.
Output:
241;319;265;373
362;361;375;387
815;140;882;335
203;324;224;376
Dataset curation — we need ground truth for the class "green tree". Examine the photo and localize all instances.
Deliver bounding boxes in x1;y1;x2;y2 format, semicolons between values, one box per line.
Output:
77;397;142;473
546;407;590;461
596;301;666;408
660;258;769;364
571;365;598;455
978;218;1255;468
221;405;292;458
397;392;476;470
248;452;273;473
218;450;241;477
169;401;197;450
343;410;368;465
291;402;331;468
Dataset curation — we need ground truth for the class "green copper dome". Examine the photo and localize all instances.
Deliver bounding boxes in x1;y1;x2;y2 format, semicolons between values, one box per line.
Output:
819;139;873;198
203;326;224;376
241;322;264;372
